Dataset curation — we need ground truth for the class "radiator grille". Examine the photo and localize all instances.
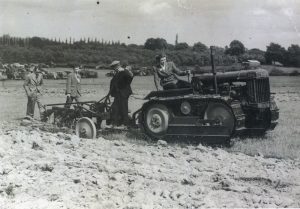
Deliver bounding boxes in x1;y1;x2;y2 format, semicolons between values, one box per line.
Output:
247;78;270;103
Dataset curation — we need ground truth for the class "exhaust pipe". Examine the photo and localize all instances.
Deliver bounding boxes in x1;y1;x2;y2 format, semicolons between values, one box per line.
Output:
210;46;218;94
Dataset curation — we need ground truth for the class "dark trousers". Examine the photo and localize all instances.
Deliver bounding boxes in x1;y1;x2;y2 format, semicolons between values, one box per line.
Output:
163;80;191;90
163;83;177;90
111;94;129;126
176;80;191;89
65;96;80;108
26;93;44;118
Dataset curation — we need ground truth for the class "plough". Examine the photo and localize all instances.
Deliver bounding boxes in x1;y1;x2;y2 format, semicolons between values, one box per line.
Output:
42;96;113;139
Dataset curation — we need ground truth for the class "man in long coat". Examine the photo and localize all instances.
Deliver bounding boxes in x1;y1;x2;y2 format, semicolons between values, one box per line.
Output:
65;67;81;108
23;66;45;118
109;61;133;127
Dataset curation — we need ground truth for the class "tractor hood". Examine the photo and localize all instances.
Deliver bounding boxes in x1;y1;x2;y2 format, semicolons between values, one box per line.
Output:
193;68;269;83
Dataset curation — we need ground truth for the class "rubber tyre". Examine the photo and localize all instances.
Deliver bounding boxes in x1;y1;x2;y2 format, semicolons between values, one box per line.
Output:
143;104;169;139
75;117;97;139
204;102;235;135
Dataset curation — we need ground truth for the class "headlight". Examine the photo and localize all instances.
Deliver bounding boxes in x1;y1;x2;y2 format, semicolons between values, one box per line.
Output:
270;96;278;110
180;101;191;115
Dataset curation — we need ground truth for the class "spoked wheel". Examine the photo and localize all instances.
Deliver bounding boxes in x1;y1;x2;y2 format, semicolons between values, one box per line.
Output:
204;102;235;135
75;117;97;139
143;104;169;139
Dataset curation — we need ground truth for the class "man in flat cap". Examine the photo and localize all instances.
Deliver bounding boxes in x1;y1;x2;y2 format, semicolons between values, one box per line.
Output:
108;60;133;128
65;66;81;108
23;66;45;119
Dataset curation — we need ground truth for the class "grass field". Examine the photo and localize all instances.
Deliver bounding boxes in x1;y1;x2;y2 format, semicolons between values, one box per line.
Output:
0;68;299;160
228;76;300;159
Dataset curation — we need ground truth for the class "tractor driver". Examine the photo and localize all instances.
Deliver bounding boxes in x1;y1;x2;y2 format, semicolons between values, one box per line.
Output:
153;54;191;90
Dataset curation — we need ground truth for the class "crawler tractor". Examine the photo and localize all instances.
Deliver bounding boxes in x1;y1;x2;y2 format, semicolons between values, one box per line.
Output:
135;47;279;142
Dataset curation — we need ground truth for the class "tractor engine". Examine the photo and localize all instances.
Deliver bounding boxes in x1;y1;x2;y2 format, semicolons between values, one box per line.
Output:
191;68;279;132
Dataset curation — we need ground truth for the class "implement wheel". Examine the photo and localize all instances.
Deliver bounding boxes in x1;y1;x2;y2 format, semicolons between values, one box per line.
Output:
204;102;235;135
75;117;97;139
143;104;169;139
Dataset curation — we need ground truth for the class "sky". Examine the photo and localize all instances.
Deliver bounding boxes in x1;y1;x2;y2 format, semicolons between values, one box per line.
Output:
0;0;299;50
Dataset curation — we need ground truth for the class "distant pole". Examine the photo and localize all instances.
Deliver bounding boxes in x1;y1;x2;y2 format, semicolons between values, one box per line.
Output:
210;46;218;94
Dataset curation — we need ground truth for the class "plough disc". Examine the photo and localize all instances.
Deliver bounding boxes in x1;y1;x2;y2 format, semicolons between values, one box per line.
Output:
75;117;97;139
42;107;77;128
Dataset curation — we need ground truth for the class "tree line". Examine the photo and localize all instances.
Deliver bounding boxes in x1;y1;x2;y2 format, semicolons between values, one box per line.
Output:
0;34;299;68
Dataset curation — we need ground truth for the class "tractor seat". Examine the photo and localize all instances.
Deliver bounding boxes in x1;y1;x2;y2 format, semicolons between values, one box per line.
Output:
144;88;193;100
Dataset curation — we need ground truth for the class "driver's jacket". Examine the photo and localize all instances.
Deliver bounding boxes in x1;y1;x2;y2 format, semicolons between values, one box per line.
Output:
154;61;187;87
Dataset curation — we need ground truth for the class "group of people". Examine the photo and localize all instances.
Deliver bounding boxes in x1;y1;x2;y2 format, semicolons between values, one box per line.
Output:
23;53;191;128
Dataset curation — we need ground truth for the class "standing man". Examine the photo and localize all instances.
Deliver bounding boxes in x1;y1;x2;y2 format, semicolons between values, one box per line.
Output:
65;67;81;108
23;66;45;119
153;54;191;90
109;61;133;127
